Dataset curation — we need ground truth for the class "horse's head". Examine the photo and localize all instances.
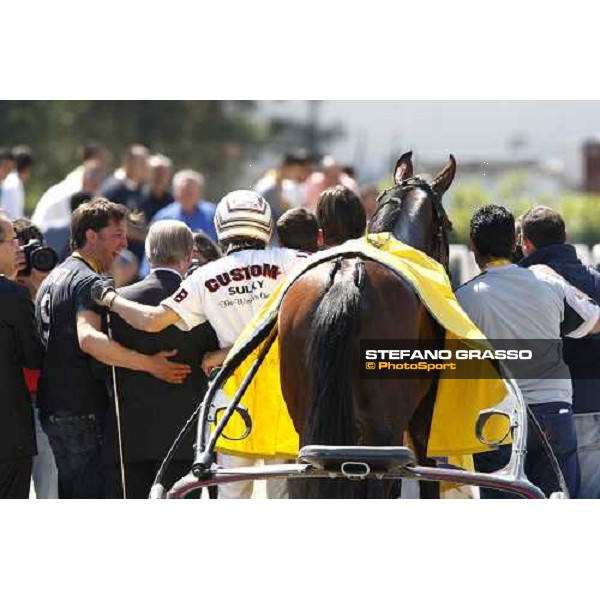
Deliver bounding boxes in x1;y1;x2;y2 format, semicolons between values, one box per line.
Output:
368;151;455;270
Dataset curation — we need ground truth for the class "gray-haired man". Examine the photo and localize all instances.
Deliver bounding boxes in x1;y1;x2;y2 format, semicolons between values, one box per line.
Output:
103;220;218;498
151;169;217;241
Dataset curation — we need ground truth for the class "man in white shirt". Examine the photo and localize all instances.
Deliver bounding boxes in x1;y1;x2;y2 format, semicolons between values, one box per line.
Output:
92;190;308;498
0;148;15;215
32;142;109;232
456;205;600;498
0;146;33;220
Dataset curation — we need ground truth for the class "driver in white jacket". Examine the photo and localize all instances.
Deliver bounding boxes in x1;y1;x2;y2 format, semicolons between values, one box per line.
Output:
93;190;308;498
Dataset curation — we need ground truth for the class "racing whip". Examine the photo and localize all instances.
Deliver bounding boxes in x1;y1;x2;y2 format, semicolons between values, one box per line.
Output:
106;311;128;499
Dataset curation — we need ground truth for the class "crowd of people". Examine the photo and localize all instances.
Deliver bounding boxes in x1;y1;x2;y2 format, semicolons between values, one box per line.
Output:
0;144;369;282
1;140;600;500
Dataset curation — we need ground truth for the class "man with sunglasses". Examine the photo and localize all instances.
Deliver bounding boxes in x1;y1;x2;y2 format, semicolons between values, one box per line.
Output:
0;211;42;498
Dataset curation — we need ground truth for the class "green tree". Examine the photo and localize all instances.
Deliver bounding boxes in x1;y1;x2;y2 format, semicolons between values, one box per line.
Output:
0;100;337;213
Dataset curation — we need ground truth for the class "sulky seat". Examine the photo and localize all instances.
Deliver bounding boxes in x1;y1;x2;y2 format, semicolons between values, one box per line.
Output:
298;445;416;478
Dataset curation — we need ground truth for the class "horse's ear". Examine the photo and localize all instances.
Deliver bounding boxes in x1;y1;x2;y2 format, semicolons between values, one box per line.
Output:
394;151;414;184
432;154;456;198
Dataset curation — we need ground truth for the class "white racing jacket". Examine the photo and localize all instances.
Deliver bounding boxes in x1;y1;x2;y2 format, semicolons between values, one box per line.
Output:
162;247;308;347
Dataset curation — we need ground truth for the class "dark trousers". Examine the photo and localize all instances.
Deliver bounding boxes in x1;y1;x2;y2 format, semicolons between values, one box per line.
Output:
475;402;580;498
104;459;193;499
41;412;104;499
0;458;33;499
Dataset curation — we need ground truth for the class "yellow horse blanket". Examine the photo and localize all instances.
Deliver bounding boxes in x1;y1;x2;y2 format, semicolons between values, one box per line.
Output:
216;233;511;462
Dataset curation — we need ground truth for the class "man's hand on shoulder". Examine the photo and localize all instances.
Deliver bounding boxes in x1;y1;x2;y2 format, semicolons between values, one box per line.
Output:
91;277;117;308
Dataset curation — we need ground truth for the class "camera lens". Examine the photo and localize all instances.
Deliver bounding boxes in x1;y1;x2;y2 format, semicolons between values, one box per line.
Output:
31;246;58;272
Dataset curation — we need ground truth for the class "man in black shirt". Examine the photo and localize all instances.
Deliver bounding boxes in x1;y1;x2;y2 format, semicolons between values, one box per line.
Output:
0;212;41;498
104;220;218;498
36;198;191;498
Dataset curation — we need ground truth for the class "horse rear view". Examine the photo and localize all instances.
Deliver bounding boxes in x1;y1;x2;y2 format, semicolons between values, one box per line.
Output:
278;152;456;498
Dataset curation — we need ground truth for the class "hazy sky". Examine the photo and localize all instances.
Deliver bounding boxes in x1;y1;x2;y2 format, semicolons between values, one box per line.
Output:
259;101;600;180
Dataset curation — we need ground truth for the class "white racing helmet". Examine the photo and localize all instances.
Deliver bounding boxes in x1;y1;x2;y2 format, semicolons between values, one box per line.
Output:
214;190;272;244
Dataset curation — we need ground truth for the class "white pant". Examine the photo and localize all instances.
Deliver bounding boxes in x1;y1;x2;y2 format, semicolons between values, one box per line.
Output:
217;453;288;499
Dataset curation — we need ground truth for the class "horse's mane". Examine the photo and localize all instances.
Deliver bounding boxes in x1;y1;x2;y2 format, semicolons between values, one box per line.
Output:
367;178;453;237
368;197;402;234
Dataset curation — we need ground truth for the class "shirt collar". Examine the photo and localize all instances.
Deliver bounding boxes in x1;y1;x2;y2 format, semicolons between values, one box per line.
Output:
484;263;518;271
480;258;515;272
151;267;182;280
71;251;101;274
519;243;577;268
179;202;200;217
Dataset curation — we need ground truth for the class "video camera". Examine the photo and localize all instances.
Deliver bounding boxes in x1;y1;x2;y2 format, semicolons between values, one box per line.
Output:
19;239;58;277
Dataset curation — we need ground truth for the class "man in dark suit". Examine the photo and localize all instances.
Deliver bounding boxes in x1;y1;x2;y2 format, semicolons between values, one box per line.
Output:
104;219;218;499
0;212;42;498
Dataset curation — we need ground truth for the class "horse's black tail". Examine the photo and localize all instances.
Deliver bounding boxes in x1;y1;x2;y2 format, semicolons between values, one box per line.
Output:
305;260;363;445
289;259;366;499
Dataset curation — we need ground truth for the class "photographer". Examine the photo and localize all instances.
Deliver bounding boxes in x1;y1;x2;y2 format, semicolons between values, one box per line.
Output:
13;219;59;499
0;211;42;498
13;219;59;297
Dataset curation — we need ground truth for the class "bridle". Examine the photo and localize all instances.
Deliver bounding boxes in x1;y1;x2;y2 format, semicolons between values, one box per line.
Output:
373;176;451;271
